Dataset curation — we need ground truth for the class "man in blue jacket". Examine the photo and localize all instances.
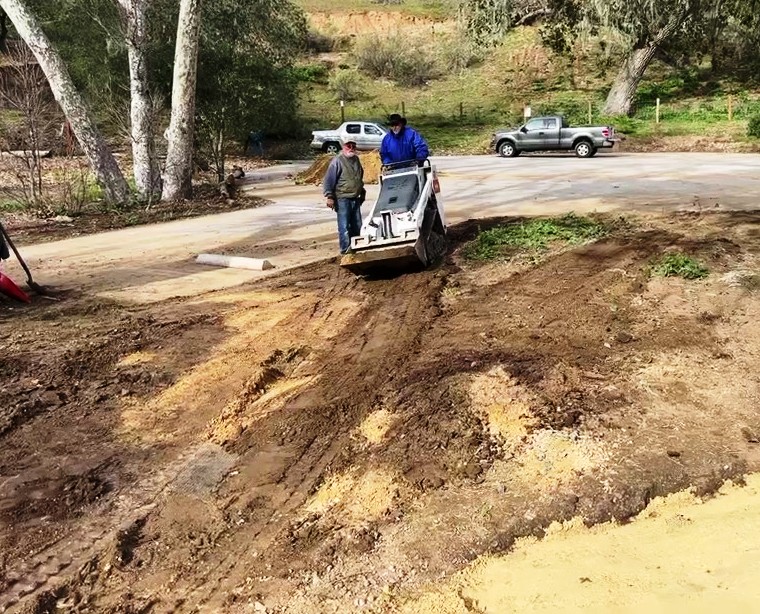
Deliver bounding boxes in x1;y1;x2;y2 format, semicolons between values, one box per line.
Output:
380;114;430;167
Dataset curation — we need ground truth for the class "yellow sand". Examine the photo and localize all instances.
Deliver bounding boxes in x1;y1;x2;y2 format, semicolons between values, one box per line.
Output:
401;474;760;613
306;468;399;524
359;409;398;444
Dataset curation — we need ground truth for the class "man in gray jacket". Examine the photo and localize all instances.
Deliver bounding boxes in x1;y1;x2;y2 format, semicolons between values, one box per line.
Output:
323;138;366;254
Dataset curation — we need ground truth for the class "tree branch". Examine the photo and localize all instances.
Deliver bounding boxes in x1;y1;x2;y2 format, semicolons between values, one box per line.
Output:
515;8;552;26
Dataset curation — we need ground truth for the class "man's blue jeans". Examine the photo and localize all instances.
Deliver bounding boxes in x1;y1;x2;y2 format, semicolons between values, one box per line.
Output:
336;197;363;254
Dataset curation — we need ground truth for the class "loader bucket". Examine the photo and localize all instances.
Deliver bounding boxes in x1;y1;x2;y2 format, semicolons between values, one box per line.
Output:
339;242;423;275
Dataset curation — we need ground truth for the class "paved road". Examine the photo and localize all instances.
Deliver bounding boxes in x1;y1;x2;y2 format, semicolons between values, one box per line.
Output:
4;153;759;304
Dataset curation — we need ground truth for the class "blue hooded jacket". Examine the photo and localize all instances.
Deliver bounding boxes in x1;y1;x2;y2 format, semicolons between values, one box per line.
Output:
380;126;430;165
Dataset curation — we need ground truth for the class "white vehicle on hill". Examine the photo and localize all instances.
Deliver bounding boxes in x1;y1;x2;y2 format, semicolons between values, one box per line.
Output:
310;121;387;154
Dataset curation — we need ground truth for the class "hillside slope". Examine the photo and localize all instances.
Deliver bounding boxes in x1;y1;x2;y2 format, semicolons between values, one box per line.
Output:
295;2;760;154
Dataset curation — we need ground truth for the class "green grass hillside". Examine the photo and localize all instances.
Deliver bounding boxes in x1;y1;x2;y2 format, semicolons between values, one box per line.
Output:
294;0;760;155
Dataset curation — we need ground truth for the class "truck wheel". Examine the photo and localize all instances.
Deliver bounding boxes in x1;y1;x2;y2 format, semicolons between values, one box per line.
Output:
574;140;595;158
324;142;340;155
498;141;520;158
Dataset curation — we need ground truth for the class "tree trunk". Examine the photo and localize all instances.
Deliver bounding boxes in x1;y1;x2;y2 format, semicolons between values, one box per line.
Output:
118;0;160;202
0;10;9;53
602;43;658;116
603;11;689;117
0;0;130;204
162;0;202;201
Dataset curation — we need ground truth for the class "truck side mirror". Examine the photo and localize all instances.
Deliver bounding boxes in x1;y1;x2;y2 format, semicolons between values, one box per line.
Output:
520;126;528;133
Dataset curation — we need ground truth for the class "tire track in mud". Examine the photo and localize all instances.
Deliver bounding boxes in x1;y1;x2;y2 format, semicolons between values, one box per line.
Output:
0;270;348;612
0;444;226;612
2;265;447;613
151;269;449;611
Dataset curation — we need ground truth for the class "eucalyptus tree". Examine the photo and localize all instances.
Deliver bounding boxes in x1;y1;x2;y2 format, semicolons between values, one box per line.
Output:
589;0;702;115
542;0;704;115
161;0;201;201
0;0;130;203
459;0;551;45
117;0;161;202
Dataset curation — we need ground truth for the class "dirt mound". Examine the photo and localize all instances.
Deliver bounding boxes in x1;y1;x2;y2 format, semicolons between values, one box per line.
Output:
295;150;382;186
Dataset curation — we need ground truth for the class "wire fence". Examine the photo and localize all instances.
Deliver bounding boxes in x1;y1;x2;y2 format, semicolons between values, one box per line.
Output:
321;93;760;133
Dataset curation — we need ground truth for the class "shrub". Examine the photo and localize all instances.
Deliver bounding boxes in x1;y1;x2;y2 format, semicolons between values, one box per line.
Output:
652;253;709;280
328;69;366;102
601;114;640;135
748;115;760;138
437;34;483;72
354;33;403;80
305;29;334;53
292;63;329;84
354;33;440;86
394;52;440;87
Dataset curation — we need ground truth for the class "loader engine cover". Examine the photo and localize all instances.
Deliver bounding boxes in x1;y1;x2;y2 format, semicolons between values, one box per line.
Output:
340;160;446;275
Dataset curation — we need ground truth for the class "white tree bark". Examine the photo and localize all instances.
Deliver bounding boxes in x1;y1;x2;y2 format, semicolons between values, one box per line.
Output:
0;0;130;204
162;0;202;201
117;0;160;202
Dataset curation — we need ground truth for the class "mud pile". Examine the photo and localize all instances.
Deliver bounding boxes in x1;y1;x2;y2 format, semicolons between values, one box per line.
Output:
295;150;382;186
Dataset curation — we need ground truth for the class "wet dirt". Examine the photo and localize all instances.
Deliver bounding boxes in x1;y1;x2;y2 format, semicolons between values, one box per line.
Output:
2;210;760;612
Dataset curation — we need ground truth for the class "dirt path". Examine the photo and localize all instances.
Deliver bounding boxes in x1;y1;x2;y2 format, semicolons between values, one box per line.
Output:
2;210;760;612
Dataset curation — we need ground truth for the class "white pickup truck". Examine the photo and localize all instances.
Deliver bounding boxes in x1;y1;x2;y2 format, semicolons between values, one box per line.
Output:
310;121;387;154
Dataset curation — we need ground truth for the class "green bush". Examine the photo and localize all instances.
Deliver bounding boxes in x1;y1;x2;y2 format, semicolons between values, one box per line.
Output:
292;62;329;84
328;69;366;102
354;33;440;86
748;115;760;138
604;114;642;135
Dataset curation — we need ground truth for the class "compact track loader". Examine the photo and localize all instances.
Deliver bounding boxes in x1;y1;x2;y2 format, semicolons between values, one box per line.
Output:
340;159;446;275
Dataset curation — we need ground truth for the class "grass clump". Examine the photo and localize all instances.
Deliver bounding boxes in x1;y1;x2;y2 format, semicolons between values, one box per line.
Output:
652;253;709;280
464;213;607;261
748;115;760;138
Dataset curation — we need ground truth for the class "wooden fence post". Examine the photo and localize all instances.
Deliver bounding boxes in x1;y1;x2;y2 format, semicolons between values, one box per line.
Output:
459;102;464;119
588;99;592;125
340;100;345;123
728;95;734;121
401;101;406;116
656;98;660;124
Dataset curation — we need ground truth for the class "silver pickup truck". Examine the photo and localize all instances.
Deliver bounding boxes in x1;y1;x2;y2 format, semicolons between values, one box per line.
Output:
310;121;387;154
491;116;617;158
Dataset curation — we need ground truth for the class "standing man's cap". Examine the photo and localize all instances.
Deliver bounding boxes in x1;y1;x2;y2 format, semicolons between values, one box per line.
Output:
341;137;357;146
388;113;406;126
